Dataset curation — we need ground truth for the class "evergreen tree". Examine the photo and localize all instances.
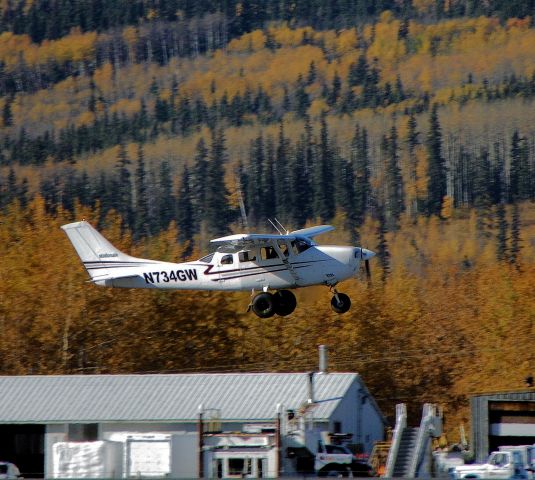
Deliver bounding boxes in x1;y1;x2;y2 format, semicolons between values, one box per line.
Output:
313;112;335;222
205;128;231;236
159;160;176;231
425;104;446;216
274;123;291;222
348;53;368;87
473;147;493;238
383;125;404;230
509;202;521;268
262;135;276;220
509;130;531;202
377;212;391;284
294;74;310;118
191;137;209;229
247;133;265;224
351;124;370;226
327;71;342;107
406;113;420;216
113;142;133;232
176;165;194;258
2;94;13;127
134;144;150;240
496;202;508;262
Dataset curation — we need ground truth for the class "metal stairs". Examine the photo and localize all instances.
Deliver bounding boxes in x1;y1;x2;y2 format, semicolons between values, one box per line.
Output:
384;403;443;478
392;427;419;477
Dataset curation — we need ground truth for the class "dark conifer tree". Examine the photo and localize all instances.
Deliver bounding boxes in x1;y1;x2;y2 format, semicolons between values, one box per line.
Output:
113;142;134;232
425;104;446;216
406;112;420;216
2;94;13;127
351;124;370;226
496;202;508;262
205;128;231;236
509;202;521;268
377;212;391;284
176;165;194;258
327;71;342;107
383;125;404;230
134;144;150;240
348;53;368;87
191;137;209;229
247;133;265;224
306;60;317;85
294;74;310;118
262;135;276;220
274;122;291;221
159;160;176;231
473;147;493;238
289;137;310;228
313;111;335;221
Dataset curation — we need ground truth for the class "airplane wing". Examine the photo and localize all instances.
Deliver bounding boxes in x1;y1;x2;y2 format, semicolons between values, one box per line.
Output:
210;233;296;253
289;225;334;238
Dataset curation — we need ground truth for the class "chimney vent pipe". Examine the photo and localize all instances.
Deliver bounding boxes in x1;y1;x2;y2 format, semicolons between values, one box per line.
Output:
318;345;328;374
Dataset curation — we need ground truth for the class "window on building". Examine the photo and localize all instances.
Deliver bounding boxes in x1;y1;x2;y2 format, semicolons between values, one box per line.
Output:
228;458;245;476
334;421;342;433
67;424;98;442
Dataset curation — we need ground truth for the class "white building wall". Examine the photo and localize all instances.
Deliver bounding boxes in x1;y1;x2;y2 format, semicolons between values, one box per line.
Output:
327;378;385;454
45;425;67;478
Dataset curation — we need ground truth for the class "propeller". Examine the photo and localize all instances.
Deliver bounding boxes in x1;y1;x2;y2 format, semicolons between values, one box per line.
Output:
358;247;375;281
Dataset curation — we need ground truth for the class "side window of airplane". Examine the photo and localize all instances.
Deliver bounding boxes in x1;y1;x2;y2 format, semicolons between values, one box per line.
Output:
292;239;310;254
220;254;234;265
261;246;279;260
277;240;290;257
239;250;256;262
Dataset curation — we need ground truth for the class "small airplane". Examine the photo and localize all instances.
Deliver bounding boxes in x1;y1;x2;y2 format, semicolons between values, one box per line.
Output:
61;220;375;318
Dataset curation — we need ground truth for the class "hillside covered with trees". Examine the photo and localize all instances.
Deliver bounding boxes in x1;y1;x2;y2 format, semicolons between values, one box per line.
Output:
1;0;534;434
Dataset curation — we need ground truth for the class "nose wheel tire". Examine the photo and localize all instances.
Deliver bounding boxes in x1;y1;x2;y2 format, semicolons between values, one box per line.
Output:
251;292;276;318
331;292;351;314
273;290;297;316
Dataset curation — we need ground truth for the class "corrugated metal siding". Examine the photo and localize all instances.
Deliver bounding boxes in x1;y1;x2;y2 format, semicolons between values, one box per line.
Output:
0;373;359;423
471;390;535;463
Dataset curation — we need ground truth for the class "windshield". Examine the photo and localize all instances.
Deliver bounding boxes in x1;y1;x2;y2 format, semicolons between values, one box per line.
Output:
198;253;214;263
0;465;8;474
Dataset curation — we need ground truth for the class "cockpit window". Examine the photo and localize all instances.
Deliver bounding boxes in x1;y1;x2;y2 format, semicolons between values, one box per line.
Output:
199;253;214;263
221;254;234;265
239;250;256;262
292;237;311;254
261;246;279;260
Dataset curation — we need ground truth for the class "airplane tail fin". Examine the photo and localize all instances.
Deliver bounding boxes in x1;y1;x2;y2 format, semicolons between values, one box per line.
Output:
61;220;139;280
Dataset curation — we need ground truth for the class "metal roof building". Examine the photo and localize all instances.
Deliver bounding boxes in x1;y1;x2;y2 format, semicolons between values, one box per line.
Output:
0;372;365;423
0;372;386;478
470;388;535;463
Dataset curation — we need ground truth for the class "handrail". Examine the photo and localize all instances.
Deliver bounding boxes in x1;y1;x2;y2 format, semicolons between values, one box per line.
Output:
407;403;441;477
384;403;407;477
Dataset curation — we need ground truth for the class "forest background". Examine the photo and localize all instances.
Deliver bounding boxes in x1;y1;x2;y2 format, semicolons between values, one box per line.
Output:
0;0;534;440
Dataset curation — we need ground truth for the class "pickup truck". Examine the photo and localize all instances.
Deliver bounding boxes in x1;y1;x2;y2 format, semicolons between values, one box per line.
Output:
450;450;529;480
315;444;373;477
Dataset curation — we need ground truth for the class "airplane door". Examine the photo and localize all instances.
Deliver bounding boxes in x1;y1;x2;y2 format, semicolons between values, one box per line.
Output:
214;252;235;287
238;249;261;289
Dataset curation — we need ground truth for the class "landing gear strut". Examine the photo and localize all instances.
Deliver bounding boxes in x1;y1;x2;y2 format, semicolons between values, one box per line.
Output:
250;289;297;318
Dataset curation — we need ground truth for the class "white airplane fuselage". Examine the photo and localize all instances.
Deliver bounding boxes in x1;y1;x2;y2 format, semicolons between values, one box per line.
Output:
89;245;360;292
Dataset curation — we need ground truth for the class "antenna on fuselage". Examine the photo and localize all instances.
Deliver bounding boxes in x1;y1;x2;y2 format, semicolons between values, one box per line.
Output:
268;218;283;235
268;218;289;235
